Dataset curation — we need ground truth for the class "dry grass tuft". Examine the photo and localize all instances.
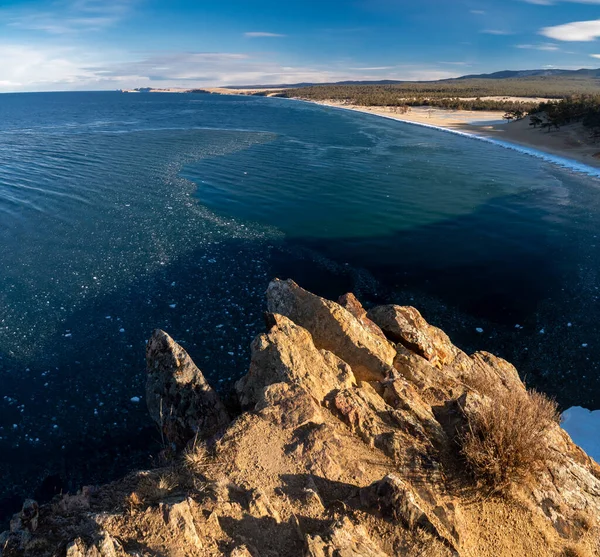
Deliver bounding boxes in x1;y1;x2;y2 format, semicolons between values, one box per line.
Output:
183;438;212;475
459;388;560;493
125;471;179;511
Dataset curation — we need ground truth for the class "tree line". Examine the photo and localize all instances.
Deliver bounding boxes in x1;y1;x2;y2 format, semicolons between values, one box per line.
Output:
528;95;600;135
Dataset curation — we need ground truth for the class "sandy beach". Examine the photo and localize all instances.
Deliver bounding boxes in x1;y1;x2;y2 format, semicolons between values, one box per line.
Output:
310;100;600;171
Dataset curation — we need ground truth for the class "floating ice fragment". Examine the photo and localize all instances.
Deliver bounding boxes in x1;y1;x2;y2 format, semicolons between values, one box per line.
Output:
119;328;125;333
171;282;176;287
105;316;111;319
475;328;484;333
169;304;177;309
539;328;545;334
582;343;588;348
567;322;572;327
130;396;140;403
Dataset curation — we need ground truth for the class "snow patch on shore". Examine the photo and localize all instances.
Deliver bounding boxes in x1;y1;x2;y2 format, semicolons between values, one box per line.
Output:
562;406;600;463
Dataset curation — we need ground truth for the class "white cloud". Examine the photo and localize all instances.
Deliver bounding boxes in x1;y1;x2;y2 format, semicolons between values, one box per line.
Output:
470;9;486;14
0;44;101;89
591;54;600;58
243;32;286;38
541;19;600;41
0;45;463;92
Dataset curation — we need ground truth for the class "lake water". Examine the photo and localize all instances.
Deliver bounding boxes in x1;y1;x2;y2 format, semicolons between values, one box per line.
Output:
1;91;599;519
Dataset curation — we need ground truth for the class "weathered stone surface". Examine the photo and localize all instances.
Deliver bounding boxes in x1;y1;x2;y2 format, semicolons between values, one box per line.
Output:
236;313;355;408
367;305;456;369
254;382;325;429
329;381;443;470
267;279;396;382
146;329;230;448
162;498;203;549
245;487;281;523
65;532;121;557
361;474;432;529
338;292;387;340
306;517;388;557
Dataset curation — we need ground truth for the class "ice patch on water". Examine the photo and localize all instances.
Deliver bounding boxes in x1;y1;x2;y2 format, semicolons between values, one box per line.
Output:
562;406;600;463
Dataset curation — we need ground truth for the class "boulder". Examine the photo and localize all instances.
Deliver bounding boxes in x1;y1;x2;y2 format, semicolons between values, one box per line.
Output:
146;329;230;448
267;279;396;382
236;313;355;409
367;305;456;369
305;517;388;557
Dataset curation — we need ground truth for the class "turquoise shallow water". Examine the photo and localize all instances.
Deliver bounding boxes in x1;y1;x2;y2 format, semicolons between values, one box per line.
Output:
1;91;600;519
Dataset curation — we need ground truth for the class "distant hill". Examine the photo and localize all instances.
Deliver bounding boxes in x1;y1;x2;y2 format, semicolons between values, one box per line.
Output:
226;68;600;89
456;68;600;80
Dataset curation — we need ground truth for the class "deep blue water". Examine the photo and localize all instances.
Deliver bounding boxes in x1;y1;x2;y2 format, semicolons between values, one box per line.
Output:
1;91;600;518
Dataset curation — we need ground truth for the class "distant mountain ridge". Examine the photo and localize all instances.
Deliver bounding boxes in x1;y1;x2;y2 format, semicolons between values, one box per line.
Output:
456;68;600;80
226;67;600;89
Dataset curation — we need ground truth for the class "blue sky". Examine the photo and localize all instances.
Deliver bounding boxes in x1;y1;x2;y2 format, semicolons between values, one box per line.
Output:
1;0;600;91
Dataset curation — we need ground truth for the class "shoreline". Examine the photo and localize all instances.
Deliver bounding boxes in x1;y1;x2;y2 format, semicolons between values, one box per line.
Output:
299;99;600;176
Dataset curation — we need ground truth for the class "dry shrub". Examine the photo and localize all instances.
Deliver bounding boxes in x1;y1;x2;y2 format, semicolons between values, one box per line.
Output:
459;388;560;493
562;545;594;557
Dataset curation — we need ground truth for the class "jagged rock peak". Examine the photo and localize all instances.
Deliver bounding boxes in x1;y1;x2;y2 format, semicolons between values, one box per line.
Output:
145;329;230;449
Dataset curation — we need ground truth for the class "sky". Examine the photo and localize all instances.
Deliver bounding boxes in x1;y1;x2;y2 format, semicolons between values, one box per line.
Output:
2;0;600;92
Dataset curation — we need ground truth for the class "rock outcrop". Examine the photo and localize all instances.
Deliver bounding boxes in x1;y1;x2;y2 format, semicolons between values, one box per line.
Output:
2;280;600;557
145;329;230;448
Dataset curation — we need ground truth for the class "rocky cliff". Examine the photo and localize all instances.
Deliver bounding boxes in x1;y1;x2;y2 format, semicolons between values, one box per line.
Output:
2;279;599;556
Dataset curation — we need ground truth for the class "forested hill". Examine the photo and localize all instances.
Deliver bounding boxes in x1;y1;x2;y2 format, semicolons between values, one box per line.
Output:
275;72;600;112
232;68;600;98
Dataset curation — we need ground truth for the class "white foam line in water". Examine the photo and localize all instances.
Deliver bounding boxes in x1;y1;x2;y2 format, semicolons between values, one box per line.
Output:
297;99;600;179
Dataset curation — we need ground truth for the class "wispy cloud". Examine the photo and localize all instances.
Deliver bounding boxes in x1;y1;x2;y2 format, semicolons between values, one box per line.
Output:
243;32;286;38
541;19;600;41
516;43;560;50
346;66;395;70
524;0;600;4
2;0;136;34
480;29;513;35
470;9;486;14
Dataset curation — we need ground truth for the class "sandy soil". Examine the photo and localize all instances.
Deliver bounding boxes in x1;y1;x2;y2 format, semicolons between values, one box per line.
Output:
311;100;600;170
